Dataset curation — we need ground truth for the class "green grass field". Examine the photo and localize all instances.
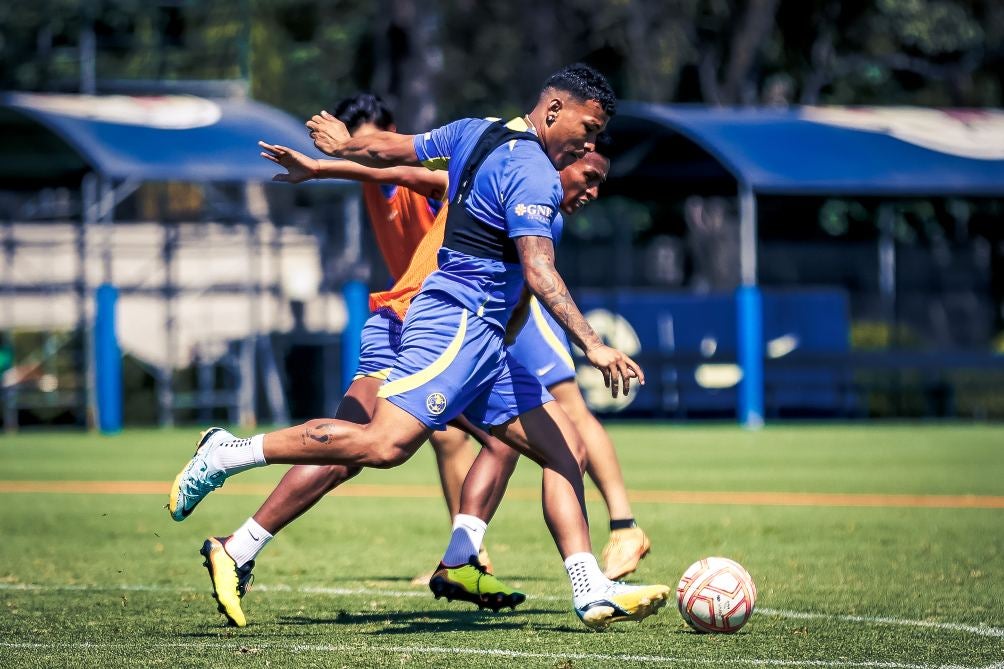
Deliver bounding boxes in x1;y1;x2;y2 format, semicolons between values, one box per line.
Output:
1;424;1002;668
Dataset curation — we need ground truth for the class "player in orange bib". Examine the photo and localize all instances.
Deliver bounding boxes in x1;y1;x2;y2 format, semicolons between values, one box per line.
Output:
194;103;651;628
259;94;485;581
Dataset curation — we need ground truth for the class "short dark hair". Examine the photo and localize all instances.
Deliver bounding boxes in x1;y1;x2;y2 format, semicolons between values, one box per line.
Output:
333;93;394;132
542;64;616;117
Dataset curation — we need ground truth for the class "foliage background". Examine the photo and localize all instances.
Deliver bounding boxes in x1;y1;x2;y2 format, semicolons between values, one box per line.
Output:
1;0;1001;130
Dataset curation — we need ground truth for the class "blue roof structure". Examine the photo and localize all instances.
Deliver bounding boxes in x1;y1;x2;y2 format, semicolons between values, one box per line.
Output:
605;103;1004;428
611;103;1004;197
0;92;325;184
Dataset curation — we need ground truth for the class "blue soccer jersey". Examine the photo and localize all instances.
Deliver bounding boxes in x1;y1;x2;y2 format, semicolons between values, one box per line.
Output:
413;117;562;329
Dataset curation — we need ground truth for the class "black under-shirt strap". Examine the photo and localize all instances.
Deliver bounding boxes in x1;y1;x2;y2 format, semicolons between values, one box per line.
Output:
443;121;544;263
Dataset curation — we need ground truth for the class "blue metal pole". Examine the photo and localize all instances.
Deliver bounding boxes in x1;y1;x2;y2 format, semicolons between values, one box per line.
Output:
737;184;764;428
94;283;122;433
736;284;764;428
341;280;369;392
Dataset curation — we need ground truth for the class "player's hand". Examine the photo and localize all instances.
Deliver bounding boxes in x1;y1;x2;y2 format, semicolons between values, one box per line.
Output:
306;110;350;156
585;345;644;398
258;141;318;183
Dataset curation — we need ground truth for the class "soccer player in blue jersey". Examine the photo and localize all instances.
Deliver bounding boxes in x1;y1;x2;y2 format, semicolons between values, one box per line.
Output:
502;138;650;581
169;64;670;630
197;146;651;628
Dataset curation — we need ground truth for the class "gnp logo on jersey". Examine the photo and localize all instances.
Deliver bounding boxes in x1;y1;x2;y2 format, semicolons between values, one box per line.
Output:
426;392;448;416
514;203;553;222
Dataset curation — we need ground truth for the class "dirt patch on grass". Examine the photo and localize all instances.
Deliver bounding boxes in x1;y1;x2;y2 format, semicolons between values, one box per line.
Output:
1;480;1002;509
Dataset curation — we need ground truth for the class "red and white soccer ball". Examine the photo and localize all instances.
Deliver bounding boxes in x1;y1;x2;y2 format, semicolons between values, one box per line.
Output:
676;557;757;633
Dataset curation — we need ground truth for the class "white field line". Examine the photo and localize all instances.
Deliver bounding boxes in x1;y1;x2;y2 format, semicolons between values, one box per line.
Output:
755;608;1004;640
2;581;1003;641
0;640;988;669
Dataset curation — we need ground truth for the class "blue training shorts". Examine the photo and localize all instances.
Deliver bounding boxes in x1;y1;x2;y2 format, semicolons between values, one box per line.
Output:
353;310;403;381
508;297;576;388
377;291;552;430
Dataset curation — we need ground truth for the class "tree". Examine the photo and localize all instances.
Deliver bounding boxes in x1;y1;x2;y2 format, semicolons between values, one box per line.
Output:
1;1;1000;118
369;0;442;133
775;0;1001;106
693;0;783;105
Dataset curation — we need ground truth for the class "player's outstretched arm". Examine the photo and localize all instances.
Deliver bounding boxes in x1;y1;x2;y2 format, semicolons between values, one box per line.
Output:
258;141;447;200
514;235;644;398
306;111;421;169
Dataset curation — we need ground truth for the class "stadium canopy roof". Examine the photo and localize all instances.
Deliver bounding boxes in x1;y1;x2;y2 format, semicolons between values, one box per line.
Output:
607;103;1004;198
0;92;324;187
606;102;1004;428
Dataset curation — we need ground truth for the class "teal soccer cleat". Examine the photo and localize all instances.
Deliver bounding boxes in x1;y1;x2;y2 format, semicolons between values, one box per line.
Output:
168;427;233;521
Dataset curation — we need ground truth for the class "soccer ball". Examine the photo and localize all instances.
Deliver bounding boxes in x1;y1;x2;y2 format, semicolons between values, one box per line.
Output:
676;557;757;633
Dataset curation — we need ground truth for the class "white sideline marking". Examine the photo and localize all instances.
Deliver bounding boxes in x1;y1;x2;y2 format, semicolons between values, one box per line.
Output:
756;608;1004;640
2;582;1003;640
0;641;986;669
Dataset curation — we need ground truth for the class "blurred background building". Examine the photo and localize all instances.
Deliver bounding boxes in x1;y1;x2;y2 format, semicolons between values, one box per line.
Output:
1;0;1003;429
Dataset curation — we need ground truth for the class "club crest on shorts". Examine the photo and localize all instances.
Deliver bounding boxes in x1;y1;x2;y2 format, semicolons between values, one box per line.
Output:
426;392;448;416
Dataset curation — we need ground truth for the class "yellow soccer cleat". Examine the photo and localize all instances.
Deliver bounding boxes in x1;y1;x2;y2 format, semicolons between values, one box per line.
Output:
412;544;494;586
575;582;671;631
200;536;255;627
601;526;652;580
428;556;524;612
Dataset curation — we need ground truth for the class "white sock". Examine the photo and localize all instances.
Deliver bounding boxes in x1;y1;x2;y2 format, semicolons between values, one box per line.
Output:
224;517;273;568
212;433;267;475
441;514;487;567
564;552;612;608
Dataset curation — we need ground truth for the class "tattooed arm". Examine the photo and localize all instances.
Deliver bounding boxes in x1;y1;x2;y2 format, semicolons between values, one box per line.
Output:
514;235;644;398
515;236;600;350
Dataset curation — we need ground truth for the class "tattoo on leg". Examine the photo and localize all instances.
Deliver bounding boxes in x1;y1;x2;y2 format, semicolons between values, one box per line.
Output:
305;422;336;445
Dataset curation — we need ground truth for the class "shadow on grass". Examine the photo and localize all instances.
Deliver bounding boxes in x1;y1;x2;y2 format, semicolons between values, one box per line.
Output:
275;608;560;634
308;573;557;584
321;575;420;583
177;629;246;638
174;608;618;636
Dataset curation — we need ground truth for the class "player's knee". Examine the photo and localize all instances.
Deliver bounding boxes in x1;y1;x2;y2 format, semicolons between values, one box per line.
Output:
566;432;588;474
430;430;468;456
561;401;591;427
364;438;414;469
366;447;410;468
483;437;520;468
317;464;362;490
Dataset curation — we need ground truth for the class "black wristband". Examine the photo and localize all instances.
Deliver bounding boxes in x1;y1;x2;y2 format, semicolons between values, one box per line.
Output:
609;518;637;531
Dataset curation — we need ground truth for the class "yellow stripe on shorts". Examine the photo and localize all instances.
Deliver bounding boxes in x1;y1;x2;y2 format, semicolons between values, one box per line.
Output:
377;309;468;398
353;368;393;382
530;297;575;371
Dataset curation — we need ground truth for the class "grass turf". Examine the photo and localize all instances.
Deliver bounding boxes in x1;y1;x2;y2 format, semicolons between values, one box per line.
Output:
0;424;1002;668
